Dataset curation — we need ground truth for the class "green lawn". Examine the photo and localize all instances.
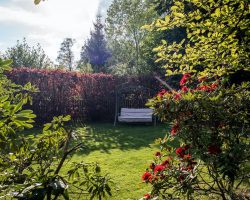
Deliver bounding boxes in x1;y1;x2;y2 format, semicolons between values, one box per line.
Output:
68;123;168;200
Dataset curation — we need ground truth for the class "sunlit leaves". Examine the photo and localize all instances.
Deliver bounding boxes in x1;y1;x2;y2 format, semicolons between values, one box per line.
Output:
34;0;42;5
149;0;250;79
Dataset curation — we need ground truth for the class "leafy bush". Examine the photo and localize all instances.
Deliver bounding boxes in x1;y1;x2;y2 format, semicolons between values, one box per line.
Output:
0;58;112;200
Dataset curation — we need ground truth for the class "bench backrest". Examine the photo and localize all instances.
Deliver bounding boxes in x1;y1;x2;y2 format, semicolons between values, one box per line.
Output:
120;108;153;117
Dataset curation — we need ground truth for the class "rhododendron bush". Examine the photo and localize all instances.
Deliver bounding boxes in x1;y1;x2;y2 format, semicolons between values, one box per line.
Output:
142;0;250;199
143;75;250;199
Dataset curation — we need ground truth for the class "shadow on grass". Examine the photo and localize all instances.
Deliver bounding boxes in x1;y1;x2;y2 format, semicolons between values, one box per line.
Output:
74;123;168;155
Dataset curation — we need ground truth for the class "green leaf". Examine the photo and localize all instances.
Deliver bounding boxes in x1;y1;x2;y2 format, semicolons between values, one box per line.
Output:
171;6;179;11
62;190;70;200
173;12;185;18
34;0;42;5
12;100;23;114
215;8;221;17
62;115;71;122
0;95;9;103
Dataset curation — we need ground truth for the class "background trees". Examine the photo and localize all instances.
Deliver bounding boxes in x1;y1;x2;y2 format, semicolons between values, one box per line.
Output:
5;38;52;69
105;0;158;75
57;38;75;71
80;15;110;73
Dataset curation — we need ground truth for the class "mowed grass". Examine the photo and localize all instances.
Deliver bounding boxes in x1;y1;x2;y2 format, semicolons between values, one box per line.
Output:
68;123;168;200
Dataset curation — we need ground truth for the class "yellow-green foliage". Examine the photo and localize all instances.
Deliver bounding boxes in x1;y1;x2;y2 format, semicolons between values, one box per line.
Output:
147;0;250;79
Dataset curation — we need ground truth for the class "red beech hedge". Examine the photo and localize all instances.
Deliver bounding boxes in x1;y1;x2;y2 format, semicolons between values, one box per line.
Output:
7;68;159;122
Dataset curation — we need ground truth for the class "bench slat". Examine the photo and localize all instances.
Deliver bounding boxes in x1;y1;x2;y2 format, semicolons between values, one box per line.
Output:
118;117;152;123
121;108;153;113
121;113;152;116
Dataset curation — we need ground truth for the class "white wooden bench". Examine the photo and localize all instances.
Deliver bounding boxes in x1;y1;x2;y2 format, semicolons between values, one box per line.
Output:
118;108;154;124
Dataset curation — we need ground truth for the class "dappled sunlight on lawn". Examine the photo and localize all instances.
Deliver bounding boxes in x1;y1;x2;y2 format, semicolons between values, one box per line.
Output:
74;123;168;155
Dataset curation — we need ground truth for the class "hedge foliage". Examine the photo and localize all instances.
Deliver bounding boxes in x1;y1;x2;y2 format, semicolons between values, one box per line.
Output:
7;68;159;122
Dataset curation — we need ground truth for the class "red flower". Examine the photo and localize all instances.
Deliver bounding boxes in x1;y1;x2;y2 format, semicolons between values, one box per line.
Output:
175;147;185;158
208;145;221;155
180;73;191;86
162;159;170;166
157;89;167;97
142;172;153;182
196;83;218;92
149;163;155;169
154;165;165;174
144;194;151;200
181;86;189;92
183;154;191;160
171;124;179;136
210;83;218;91
174;93;181;100
196;85;210;92
162;157;172;166
155;151;161;157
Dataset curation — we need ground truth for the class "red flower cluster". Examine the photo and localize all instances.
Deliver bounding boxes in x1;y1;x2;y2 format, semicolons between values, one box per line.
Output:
175;145;190;158
174;93;182;100
154;165;165;174
181;86;189;93
149;163;155;169
142;172;153;182
196;83;218;92
171;123;179;136
162;157;172;166
180;73;191;86
176;145;197;171
144;194;151;200
157;89;167;98
155;151;161;157
183;154;191;160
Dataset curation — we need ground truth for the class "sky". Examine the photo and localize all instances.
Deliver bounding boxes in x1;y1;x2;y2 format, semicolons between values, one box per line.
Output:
0;0;112;62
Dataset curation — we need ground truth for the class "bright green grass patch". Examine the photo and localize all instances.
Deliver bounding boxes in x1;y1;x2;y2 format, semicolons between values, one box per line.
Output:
67;123;168;199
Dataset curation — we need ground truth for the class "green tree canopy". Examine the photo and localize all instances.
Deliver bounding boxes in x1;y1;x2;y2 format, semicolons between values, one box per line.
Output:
57;38;75;71
105;0;158;75
5;38;52;69
148;0;250;79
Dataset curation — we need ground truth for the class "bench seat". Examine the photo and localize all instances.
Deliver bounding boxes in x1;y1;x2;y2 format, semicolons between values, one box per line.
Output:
118;108;153;123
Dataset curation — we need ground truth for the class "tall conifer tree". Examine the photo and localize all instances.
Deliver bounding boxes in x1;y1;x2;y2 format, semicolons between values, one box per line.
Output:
81;15;110;73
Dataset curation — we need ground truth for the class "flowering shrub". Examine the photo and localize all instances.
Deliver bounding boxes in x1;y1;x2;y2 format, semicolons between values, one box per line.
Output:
143;73;250;199
142;142;198;199
142;1;250;198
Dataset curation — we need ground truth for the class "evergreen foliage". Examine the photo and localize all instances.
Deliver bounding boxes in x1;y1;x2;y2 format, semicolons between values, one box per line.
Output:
81;15;110;73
